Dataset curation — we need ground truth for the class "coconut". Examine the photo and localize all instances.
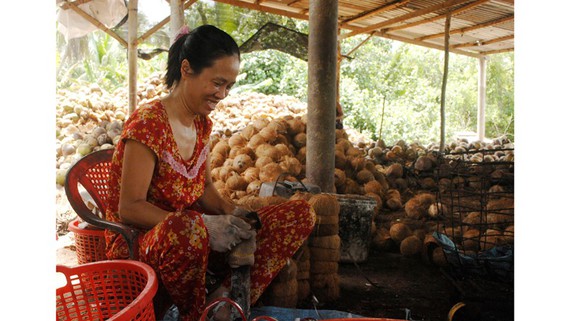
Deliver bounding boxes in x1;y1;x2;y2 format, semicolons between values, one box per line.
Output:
242;167;260;183
346;147;363;157
363;180;384;197
296;147;307;164
372;228;394;251
229;146;256;160
334;168;346;188
344;178;363;195
462;229;480;251
503;225;514;244
385;190;402;210
246;180;263;195
259;163;284;183
240;124;257;140
364;193;383;216
462;211;486;226
213;180;226;192
275;143;293;158
386;163;404;179
228;134;247;148
218;166;237;181
210;152;226;168
255;156;273;169
232;154;253;173
212;140;231;157
225;172;248;191
293;132;307;149
283;156;303;176
389;222;412;243
356;169;375;184
400;235;422;256
480;229;504;250
335;139;352;153
286;117;305;136
247;133;267;149
308;194;340;217
253;118;269;131
431;247;448;267
255;143;281;161
259;126;278;142
335;129;349;141
428;202;448;218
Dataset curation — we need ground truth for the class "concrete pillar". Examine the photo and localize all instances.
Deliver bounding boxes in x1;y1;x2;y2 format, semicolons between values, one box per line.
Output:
306;0;338;193
128;0;138;114
170;0;184;45
477;56;487;141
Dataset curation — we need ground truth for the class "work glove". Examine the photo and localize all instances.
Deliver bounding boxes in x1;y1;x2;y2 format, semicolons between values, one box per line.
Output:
202;214;255;252
228;231;257;268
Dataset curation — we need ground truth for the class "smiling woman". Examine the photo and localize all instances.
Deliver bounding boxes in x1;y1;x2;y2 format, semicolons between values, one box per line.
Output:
102;24;316;321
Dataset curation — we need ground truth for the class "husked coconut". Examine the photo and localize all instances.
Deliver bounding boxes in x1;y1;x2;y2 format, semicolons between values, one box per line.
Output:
259;163;284;183
212;140;231;157
246;180;263;195
256;143;282;161
400;235;422;256
293;133;307;149
356;169;375;184
226;172;248;191
363;180;383;197
385;189;402;210
247;133;267;149
242;167;260;183
334;168;346;188
462;229;480;251
386;163;404;179
389;222;412;243
280;156;302;176
428;202;448;218
232;154;253;173
228;134;247;148
404;193;436;219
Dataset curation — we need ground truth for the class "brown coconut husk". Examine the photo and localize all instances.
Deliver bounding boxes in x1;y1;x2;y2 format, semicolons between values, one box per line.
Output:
400;235;422;256
279;156;302;176
356;169;375;184
310;261;339;274
240;124;257;140
274;259;298;282
311;223;339;237
389;222;412;243
242;167;260;183
404;193;436;219
315;215;340;225
247;133;267;149
308;194;340;217
386;163;404;179
334;150;347;169
210;152;226;168
297;279;311;301
310;274;340;301
265;278;298;299
225;172;248;191
462;229;480;251
292;132;307;149
309;235;341;250
246;180;263;195
309;247;340;262
371;228;395;252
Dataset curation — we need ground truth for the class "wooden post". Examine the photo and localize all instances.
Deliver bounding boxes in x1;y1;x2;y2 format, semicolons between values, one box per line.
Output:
439;11;451;153
128;0;138;115
477;56;487;141
170;0;184;45
306;0;338;193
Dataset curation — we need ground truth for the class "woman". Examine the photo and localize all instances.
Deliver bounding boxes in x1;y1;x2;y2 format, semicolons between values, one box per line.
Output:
104;25;315;321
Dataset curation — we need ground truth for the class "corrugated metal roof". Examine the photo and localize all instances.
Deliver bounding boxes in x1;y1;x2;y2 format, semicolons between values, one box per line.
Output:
214;0;514;57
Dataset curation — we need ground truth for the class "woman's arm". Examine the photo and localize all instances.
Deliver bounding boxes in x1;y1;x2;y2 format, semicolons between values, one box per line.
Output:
195;152;236;216
118;139;171;229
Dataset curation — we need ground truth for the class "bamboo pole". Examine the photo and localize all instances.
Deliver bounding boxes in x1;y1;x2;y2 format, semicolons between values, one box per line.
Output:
477;56;487;141
439;11;451;153
128;0;138;115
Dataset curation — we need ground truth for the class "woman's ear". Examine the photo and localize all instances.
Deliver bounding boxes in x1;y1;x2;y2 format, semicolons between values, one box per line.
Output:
181;59;193;76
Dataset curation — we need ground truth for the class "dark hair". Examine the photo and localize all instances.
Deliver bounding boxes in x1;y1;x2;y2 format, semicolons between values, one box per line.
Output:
165;25;240;89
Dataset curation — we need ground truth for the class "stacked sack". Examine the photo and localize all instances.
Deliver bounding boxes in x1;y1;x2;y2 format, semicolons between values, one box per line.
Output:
307;193;341;302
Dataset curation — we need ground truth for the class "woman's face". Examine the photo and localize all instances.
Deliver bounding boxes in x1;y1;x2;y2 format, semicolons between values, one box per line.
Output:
181;54;240;116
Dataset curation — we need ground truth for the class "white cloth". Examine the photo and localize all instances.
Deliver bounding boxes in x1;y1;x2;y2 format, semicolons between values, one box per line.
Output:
56;0;128;41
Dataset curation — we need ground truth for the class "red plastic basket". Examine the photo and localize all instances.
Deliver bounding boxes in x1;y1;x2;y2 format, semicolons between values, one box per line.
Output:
56;260;158;321
68;218;107;264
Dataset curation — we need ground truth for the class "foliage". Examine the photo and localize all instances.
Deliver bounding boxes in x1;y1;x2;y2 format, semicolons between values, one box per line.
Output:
55;0;514;145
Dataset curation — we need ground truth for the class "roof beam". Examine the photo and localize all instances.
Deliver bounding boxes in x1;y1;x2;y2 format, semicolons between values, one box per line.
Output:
478;47;513;55
379;31;482;58
417;14;513;41
339;0;411;26
63;0;127;47
213;0;308;20
137;0;198;43
452;34;513;49
382;0;490;33
340;0;470;39
58;0;92;10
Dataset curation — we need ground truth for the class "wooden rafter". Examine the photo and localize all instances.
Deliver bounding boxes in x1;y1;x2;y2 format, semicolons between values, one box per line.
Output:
287;0;303;6
382;0;489;33
476;47;513;55
417;14;513;41
340;0;411;26
137;0;198;43
339;0;470;39
213;0;308;20
452;34;513;49
379;31;482;58
58;0;92;10
62;0;128;47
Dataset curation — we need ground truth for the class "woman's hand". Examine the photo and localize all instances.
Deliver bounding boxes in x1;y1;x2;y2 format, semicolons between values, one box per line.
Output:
201;214;255;252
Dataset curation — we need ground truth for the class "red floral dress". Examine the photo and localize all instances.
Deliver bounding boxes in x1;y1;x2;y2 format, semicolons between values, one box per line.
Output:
104;100;316;321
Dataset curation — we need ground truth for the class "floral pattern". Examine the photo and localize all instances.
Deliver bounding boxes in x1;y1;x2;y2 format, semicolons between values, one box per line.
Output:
103;100;316;321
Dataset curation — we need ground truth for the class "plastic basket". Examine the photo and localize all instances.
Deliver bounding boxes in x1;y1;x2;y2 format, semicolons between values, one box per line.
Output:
68;218;107;264
56;260;158;321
